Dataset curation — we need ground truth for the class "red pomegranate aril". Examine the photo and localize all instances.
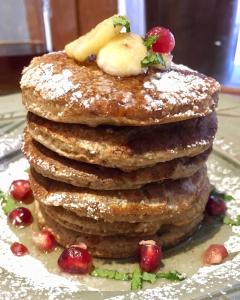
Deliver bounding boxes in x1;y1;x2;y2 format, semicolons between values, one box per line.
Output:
9;179;33;203
139;240;162;273
10;242;29;256
58;246;93;274
32;229;56;252
146;26;175;53
203;244;228;265
8;207;33;227
206;195;226;216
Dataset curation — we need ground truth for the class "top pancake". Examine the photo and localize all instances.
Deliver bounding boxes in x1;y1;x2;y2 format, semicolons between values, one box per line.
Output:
20;52;220;126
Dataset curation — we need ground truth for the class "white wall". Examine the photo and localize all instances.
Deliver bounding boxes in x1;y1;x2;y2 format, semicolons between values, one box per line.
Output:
118;0;146;36
0;0;29;41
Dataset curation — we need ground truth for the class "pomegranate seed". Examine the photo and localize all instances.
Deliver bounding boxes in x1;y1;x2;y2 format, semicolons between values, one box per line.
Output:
10;242;29;256
9;180;33;203
58;245;93;274
32;229;56;252
206;195;226;216
8;207;33;227
203;244;228;265
146;26;175;53
139;240;162;272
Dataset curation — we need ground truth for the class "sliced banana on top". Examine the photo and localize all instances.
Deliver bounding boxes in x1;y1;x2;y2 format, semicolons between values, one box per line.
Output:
65;15;125;62
97;33;147;77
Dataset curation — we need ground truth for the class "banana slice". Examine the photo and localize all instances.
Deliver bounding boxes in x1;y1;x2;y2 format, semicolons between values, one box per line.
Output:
65;15;124;62
97;33;147;77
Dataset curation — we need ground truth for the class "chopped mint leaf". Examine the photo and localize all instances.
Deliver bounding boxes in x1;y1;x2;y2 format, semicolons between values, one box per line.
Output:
223;216;234;225
210;188;234;201
156;270;186;281
115;271;132;281
141;53;166;68
0;190;17;214
223;215;240;226
142;272;157;284
91;268;115;279
90;268;131;281
91;267;185;289
222;194;235;201
131;269;142;290
113;16;130;32
144;35;158;49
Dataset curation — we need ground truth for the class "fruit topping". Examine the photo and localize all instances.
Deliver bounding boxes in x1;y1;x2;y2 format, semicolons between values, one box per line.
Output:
58;245;93;274
32;229;56;252
9;179;33;203
97;33;147;76
203;244;228;265
65;15;129;62
65;14;175;75
146;26;175;53
10;242;29;256
8;207;33;227
206;195;226;216
139;240;162;272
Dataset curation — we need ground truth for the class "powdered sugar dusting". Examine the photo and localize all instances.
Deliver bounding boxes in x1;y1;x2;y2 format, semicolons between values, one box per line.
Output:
144;71;206;94
0;140;239;298
142;64;220;113
107;149;240;299
108;254;240;300
70;91;83;101
0;159;98;299
20;63;80;100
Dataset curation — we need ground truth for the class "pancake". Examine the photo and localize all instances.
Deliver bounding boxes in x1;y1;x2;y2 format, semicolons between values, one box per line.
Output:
39;200;206;237
29;167;211;223
27;112;217;171
40;202;162;236
20;52;220;127
22;129;211;190
36;202;204;258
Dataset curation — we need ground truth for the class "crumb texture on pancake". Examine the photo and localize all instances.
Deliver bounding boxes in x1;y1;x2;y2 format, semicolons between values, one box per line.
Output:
29;167;211;223
22;128;211;189
21;52;220;126
39;201;206;237
36;201;204;258
27;112;217;170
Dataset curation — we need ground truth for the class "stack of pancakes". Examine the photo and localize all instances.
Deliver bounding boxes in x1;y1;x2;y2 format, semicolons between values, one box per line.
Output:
20;52;220;258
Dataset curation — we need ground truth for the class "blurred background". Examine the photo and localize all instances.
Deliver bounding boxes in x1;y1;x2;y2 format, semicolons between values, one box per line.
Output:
0;0;240;94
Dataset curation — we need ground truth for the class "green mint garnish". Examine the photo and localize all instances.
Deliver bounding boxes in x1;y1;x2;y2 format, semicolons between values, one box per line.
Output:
156;270;186;281
144;35;158;49
0;190;17;214
131;269;142;291
222;194;235;201
90;267;185;290
223;215;240;226
115;271;132;281
90;268;131;281
113;16;130;32
142;272;157;284
141;53;166;68
210;188;235;202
